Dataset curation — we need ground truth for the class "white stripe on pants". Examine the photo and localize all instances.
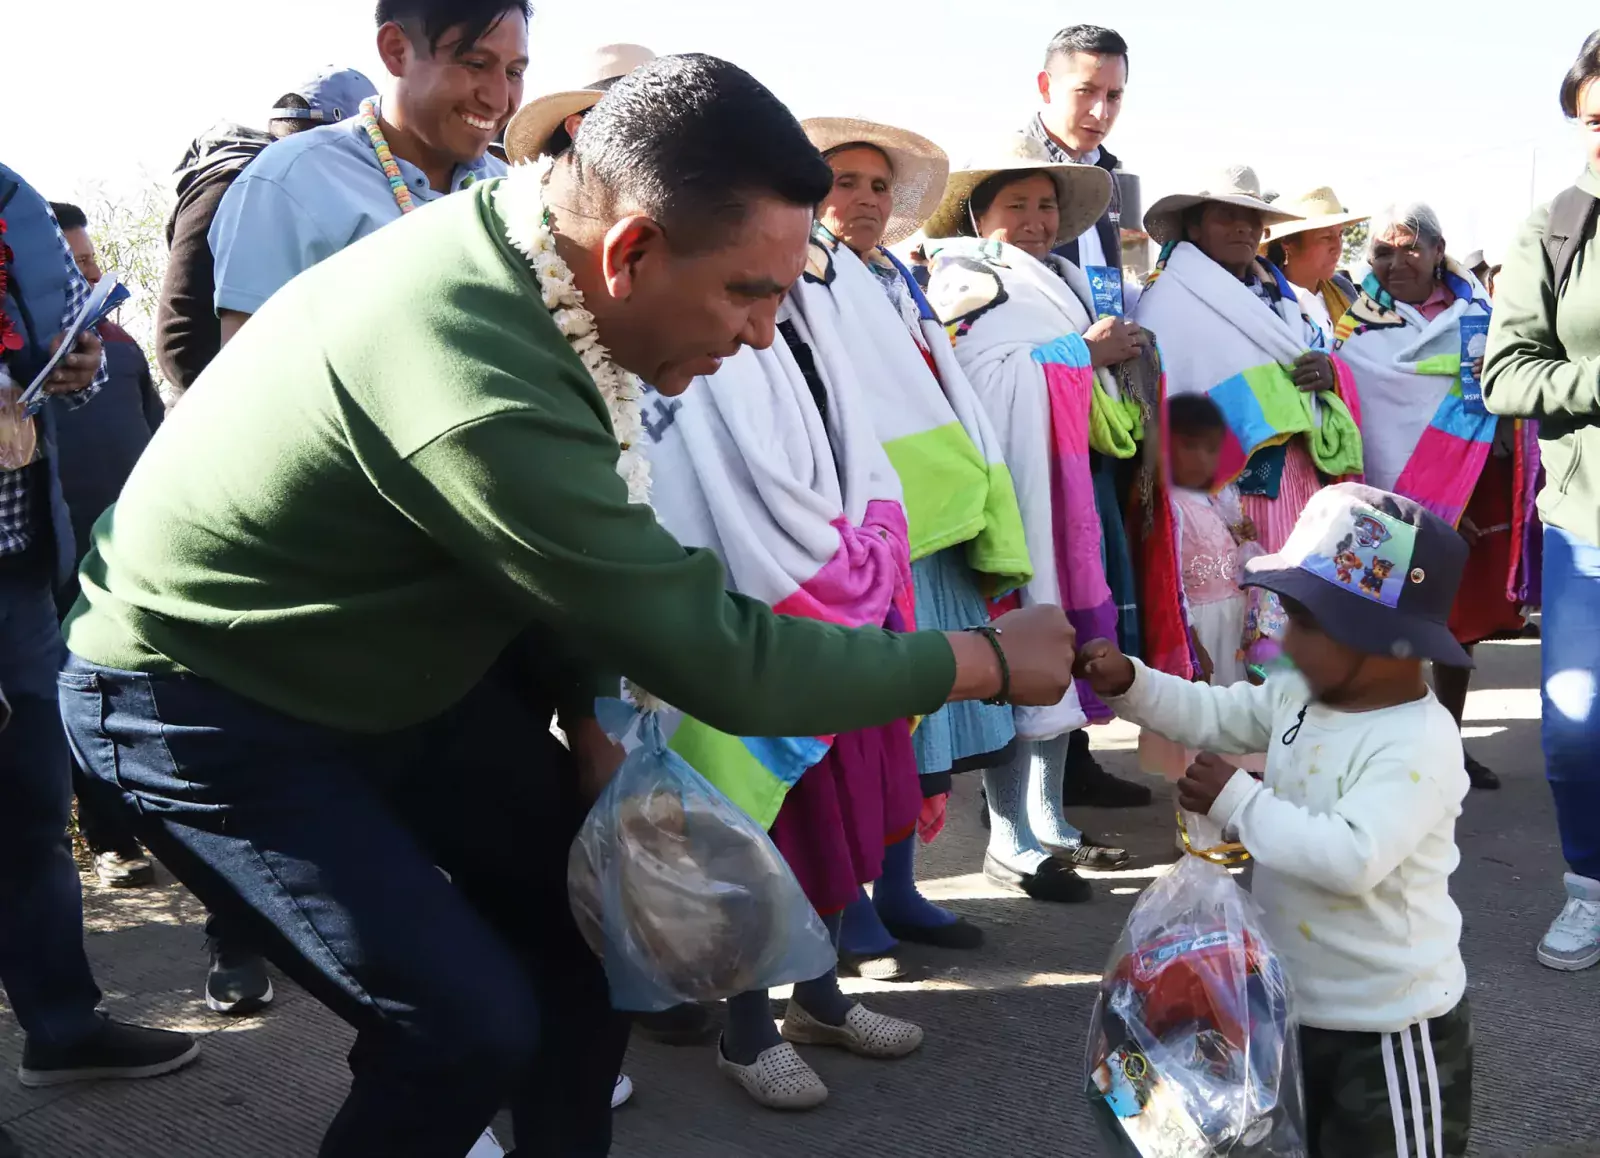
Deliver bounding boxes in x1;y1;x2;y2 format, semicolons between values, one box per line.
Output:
1381;1022;1445;1158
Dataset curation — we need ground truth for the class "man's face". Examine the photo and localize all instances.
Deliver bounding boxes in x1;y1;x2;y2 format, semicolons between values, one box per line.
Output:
392;12;528;166
63;226;101;286
602;196;814;396
1038;51;1127;157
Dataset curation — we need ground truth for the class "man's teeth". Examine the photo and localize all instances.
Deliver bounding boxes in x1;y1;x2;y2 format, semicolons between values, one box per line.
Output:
461;113;495;131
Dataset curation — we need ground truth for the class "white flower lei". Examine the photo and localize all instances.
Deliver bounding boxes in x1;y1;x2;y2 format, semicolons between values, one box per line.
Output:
498;161;663;712
497;159;651;508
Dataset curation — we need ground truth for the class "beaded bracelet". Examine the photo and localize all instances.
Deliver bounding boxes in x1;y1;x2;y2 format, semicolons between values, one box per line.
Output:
963;625;1010;706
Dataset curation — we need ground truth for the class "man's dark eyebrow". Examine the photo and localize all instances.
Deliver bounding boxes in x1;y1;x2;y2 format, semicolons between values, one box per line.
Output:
728;278;787;297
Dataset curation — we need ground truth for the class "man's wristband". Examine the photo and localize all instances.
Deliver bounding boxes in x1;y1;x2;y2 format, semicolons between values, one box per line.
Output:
963;625;1009;706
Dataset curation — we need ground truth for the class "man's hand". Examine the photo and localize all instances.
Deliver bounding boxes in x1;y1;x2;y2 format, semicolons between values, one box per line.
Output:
1194;640;1215;684
1177;751;1239;815
43;329;103;396
1290;350;1335;393
1074;637;1136;698
985;605;1077;706
566;715;626;805
1083;317;1147;368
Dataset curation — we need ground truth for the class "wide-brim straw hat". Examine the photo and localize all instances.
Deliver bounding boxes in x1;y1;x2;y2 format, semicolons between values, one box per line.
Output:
802;118;949;248
1143;165;1303;246
1263;186;1369;241
920;133;1112;244
504;43;656;164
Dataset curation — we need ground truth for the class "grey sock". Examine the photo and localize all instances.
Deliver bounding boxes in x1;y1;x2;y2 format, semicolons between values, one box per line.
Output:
983;750;1049;875
1025;734;1084;851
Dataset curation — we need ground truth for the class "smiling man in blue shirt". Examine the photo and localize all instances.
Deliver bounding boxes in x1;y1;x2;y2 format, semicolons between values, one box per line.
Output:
208;0;529;345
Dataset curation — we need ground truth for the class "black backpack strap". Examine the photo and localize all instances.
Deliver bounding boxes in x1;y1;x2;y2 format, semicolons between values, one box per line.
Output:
1545;185;1600;295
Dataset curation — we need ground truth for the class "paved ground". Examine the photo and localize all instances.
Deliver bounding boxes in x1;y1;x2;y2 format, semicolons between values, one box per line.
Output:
3;634;1596;1156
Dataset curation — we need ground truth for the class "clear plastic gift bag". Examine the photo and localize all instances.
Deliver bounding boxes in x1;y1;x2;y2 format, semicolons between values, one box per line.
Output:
567;700;836;1012
1085;827;1307;1157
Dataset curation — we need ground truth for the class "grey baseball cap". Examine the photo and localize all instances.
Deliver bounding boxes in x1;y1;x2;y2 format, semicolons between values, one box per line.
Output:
269;66;379;125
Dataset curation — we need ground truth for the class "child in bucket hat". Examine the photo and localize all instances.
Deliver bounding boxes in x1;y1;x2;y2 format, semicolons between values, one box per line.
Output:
1078;483;1475;1157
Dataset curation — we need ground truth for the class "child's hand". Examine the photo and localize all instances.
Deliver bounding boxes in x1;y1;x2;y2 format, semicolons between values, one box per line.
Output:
1194;640;1214;684
1177;751;1239;815
1074;638;1136;698
1233;518;1258;544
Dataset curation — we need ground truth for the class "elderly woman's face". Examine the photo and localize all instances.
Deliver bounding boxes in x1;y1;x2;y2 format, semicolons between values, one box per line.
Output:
818;146;895;255
1188;203;1265;274
1370;226;1445;304
975;172;1060;260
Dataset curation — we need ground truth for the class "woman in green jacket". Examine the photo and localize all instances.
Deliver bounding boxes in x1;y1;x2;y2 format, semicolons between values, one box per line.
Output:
1482;28;1600;974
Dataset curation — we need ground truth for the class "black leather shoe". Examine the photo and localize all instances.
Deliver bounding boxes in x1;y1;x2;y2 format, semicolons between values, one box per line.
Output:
983;854;1093;903
1465;754;1501;791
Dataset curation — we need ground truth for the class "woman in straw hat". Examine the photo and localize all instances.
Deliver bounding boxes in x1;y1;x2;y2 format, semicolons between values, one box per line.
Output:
1263;187;1368;343
1132;166;1364;670
802;118;1032;972
918;134;1163;903
1332;202;1535;791
502;43;656;163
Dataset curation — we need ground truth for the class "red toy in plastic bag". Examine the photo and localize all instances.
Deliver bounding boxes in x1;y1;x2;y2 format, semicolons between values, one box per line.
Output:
1086;843;1308;1157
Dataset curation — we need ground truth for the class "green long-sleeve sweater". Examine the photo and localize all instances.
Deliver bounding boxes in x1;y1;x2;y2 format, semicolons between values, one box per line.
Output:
1483;165;1600;547
65;180;956;733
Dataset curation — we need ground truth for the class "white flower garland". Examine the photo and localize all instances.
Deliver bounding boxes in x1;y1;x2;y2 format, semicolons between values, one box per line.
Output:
498;160;651;508
498;162;663;712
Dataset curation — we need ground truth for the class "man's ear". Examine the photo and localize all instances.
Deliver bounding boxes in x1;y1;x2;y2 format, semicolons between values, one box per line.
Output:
1037;70;1052;104
600;216;667;302
376;21;413;80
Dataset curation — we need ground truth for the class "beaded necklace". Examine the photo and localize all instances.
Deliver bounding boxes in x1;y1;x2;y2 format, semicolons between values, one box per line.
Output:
358;97;417;216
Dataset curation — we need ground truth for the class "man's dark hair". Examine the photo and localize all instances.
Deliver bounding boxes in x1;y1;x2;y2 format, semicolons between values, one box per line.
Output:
375;0;531;56
1559;28;1600;118
1168;393;1225;438
565;53;833;254
544;75;627;159
1043;24;1129;76
49;201;88;232
268;93;313;140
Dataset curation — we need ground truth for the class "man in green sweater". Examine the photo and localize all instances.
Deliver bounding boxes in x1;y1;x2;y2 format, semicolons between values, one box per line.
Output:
1482;32;1600;975
59;54;1078;1156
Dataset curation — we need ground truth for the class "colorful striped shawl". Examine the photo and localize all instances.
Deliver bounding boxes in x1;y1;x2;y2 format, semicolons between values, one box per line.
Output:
638;250;912;826
924;237;1128;735
1334;261;1541;601
1132;241;1364;486
808;230;1031;595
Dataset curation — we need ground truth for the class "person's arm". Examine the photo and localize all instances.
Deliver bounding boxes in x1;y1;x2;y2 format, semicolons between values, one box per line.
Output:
1483;204;1600;419
133;341;165;431
1207;743;1457;896
219;311;249;347
1084;647;1278;755
157;174;235;390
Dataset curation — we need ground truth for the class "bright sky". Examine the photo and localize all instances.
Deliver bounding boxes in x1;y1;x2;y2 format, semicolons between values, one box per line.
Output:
5;0;1596;259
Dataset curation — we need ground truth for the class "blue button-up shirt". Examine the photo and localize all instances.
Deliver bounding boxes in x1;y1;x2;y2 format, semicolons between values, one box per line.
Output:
208;102;505;315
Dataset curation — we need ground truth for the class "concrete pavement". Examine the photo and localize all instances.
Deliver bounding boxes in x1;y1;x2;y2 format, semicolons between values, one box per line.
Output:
2;634;1595;1156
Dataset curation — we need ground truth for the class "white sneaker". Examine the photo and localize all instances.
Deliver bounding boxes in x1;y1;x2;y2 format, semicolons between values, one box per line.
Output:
611;1073;634;1109
94;850;155;888
466;1127;504;1157
1537;873;1600;971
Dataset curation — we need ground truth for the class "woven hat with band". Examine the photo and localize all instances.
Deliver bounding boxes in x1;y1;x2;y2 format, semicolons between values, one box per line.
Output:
802;118;949;248
1142;165;1303;246
1262;186;1369;242
920;133;1111;245
504;43;656;164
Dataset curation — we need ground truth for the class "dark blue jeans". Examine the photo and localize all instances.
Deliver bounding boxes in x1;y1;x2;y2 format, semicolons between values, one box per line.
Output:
1542;524;1600;880
0;558;103;1047
59;657;628;1158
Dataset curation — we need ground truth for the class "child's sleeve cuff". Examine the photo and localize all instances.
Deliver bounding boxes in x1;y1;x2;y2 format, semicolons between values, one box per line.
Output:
1211;768;1262;832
